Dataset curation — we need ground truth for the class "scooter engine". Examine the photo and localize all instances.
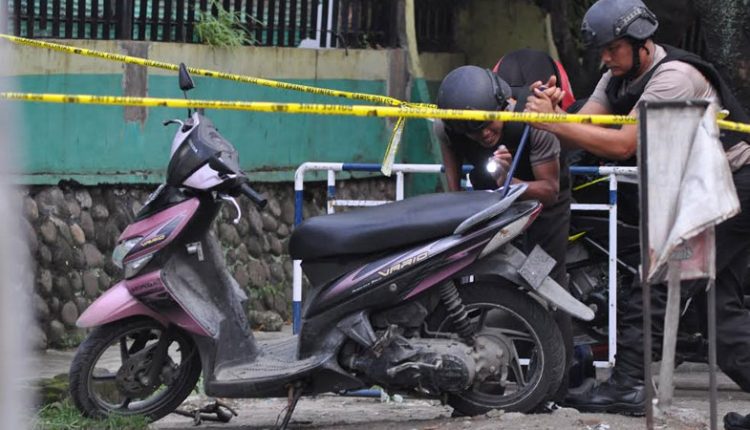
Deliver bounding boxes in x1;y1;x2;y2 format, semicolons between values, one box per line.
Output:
345;334;476;395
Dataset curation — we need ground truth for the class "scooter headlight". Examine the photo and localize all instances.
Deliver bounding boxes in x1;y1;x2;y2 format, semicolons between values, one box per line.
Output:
123;254;155;278
112;237;142;268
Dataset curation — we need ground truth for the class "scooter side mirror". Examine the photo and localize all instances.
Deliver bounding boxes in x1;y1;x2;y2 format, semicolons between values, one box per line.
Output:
179;63;195;92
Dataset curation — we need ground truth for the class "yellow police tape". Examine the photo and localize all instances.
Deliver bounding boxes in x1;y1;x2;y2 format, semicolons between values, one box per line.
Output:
0;33;431;176
0;91;640;125
5;34;750;160
718;119;750;134
4;92;750;134
382;117;406;176
0;33;433;109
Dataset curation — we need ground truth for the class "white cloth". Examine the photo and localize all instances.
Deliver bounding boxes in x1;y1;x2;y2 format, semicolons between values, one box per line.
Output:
644;102;739;282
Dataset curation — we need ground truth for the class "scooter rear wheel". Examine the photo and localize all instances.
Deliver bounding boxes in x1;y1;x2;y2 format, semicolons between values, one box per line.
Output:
427;283;565;415
69;316;201;421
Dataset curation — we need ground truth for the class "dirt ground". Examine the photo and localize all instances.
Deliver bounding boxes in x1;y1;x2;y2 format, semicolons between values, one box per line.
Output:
154;389;750;430
150;327;750;430
36;327;750;430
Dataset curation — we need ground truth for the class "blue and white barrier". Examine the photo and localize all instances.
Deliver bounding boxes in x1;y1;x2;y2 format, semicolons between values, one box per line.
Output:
570;165;637;368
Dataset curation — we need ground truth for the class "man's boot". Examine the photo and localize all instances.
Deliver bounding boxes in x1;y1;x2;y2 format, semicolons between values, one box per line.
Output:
725;412;750;430
562;370;646;416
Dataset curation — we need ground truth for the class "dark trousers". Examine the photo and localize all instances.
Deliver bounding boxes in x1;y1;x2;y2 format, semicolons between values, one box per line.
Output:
615;165;750;392
524;194;573;401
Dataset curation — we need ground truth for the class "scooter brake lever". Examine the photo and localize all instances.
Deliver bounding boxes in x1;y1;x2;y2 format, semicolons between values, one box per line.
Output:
219;194;242;224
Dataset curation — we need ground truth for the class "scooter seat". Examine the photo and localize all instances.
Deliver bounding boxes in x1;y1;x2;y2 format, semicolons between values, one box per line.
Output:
289;191;503;260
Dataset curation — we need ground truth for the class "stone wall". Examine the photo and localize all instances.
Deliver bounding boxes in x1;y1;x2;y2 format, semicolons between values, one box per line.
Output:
21;178;395;349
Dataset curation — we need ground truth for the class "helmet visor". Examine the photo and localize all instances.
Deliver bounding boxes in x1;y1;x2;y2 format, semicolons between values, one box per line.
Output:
444;119;490;135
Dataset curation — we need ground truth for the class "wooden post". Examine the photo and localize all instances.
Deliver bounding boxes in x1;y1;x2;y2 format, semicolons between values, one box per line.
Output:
657;259;682;409
708;278;718;430
638;102;655;430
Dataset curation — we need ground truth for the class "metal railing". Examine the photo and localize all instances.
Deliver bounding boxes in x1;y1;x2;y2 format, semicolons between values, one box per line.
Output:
3;0;456;50
570;165;638;368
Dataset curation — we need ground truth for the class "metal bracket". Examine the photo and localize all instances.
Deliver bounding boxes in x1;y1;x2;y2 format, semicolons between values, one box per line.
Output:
336;311;378;350
186;241;204;262
519;245;556;290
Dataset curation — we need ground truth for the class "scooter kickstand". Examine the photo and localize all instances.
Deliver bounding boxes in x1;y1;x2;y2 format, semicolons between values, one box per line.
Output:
277;382;305;430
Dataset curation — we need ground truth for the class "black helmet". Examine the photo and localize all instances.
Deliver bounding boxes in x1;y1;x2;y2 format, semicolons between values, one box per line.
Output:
436;65;512;134
581;0;658;49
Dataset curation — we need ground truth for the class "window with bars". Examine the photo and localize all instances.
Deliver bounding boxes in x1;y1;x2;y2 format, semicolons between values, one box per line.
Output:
2;0;456;51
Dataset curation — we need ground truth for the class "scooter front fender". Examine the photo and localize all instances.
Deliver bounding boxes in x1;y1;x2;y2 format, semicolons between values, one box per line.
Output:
77;281;167;328
458;244;595;321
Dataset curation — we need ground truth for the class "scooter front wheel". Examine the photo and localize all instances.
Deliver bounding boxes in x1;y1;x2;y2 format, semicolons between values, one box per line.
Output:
69;316;201;421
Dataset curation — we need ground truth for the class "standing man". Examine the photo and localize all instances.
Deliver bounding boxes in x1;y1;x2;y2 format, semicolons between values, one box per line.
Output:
525;0;750;418
434;57;573;407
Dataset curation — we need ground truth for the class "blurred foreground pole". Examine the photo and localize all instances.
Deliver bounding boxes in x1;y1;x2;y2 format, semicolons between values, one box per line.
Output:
639;100;735;430
0;6;31;429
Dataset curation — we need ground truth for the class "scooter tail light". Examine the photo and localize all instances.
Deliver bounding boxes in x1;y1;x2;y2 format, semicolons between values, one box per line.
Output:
522;203;544;232
478;213;532;258
478;203;544;259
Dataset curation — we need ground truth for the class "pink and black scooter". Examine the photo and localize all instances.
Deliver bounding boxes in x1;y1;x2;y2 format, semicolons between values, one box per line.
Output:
69;65;593;427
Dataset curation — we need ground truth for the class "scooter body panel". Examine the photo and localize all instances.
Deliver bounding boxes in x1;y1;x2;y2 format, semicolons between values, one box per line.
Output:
120;197;200;262
76;281;167;328
295;201;542;358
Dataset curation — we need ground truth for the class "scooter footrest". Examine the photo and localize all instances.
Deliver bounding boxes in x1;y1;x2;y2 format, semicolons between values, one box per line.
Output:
215;336;323;381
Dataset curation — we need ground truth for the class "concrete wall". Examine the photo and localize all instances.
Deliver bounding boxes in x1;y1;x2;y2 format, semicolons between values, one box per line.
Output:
455;0;552;68
22;178;405;348
2;40;464;185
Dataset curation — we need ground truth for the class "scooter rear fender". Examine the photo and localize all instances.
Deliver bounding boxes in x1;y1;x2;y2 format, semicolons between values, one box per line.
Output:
457;244;595;321
77;281;167;328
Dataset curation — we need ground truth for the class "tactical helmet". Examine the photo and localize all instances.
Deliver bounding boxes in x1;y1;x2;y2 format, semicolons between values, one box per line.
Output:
436;65;512;134
581;0;658;49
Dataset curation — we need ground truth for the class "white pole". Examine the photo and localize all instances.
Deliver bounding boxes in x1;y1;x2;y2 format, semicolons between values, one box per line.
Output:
0;24;30;428
326;0;335;48
608;173;618;366
396;171;404;201
327;170;336;214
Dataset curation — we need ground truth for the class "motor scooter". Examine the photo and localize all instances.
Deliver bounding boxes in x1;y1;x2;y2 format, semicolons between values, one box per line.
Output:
69;64;594;427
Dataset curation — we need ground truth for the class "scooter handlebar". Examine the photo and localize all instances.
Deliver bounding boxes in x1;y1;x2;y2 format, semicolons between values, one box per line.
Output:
240;182;268;209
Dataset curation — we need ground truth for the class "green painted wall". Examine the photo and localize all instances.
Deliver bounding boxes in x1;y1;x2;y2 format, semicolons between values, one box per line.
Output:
3;40;464;185
9;74;388;184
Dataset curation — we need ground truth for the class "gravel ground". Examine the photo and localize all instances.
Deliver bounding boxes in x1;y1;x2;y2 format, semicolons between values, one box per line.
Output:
37;326;750;430
154;388;750;430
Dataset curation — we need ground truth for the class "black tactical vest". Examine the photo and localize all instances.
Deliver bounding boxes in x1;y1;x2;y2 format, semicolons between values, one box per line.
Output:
605;44;750;151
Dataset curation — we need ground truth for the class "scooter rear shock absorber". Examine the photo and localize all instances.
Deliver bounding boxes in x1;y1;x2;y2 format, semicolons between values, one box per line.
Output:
439;282;475;345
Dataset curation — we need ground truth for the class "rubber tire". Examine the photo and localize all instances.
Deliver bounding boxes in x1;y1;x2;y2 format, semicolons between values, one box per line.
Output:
429;283;565;415
69;317;201;421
